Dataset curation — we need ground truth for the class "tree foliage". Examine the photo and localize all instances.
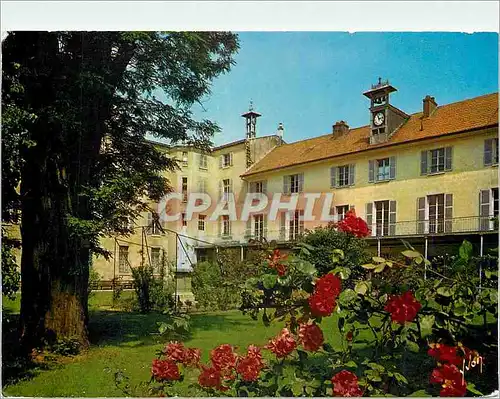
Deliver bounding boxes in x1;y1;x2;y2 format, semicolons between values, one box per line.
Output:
1;31;239;348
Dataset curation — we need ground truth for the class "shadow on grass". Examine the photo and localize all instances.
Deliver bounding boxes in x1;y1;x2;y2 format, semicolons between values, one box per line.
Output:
87;309;258;347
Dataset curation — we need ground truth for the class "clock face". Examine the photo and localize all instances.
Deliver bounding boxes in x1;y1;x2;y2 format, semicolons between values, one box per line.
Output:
373;112;385;126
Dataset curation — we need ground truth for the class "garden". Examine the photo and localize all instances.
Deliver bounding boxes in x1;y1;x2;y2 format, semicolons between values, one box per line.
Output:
2;210;498;397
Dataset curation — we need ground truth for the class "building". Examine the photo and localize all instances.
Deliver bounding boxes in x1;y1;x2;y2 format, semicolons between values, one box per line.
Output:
92;80;499;297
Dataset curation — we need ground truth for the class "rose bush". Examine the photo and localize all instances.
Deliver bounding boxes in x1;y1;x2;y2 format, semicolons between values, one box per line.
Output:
146;214;497;397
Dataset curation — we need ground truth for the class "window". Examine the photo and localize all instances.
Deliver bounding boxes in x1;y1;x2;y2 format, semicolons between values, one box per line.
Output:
289;210;305;241
147;212;160;235
336;205;350;221
220;153;233;168
181;213;187;227
330;165;355;188
484;138;499;166
375;200;390;236
198;178;207;194
369;157;395;182
182;177;188;202
118;245;129;273
366;201;396;237
221;215;231;237
198;215;205;231
428;194;445;233
182;151;188;167
479;188;499;231
222;179;232;201
284;174;304;194
199;154;208;169
377;158;390;180
254;214;265;240
250;180;267;194
151;248;161;273
421;147;452;175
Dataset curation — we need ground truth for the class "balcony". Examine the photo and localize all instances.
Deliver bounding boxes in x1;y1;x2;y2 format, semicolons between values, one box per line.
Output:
368;216;498;238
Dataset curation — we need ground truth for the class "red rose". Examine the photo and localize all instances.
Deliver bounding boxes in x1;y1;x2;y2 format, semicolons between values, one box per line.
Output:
265;328;297;358
346;331;354;342
331;370;363;397
246;344;263;362
384;291;421;324
163;341;186;363
430;364;467;397
210;344;238;371
184;347;202;367
151;359;181;381
298;322;324;352
309;292;336;317
315;273;342;297
336;209;370;238
428;343;463;366
268;249;288;276
236;355;263;382
198;365;222;389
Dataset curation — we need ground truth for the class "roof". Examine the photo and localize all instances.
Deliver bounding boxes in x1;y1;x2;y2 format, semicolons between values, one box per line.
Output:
241;92;499;177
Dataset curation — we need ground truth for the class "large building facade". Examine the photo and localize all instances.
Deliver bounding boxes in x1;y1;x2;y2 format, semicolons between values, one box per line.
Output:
92;81;499;298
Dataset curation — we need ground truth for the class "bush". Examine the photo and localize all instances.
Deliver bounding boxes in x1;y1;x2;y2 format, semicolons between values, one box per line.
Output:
299;225;371;278
1;229;20;300
87;268;101;299
191;248;265;311
131;264;175;313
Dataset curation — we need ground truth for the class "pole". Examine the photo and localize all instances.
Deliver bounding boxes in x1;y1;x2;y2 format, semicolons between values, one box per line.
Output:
240;245;244;261
377;238;381;257
479;235;484;292
424;236;428;280
174;233;178;313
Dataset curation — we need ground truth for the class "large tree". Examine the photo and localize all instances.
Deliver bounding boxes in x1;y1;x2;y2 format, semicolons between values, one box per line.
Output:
1;31;239;350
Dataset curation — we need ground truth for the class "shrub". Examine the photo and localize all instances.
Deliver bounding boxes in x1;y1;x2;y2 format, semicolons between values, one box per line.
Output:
87;268;101;300
1;229;20;300
131;265;175;313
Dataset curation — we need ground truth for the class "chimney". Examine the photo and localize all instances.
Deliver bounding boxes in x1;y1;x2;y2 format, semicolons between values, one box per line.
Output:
423;95;437;118
332;120;349;137
277;122;284;145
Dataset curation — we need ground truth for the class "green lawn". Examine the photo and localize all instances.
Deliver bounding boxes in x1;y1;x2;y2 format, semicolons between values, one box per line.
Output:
2;292;346;397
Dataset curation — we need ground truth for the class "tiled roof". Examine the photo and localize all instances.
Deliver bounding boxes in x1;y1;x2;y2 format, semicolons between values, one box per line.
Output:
241;93;499;177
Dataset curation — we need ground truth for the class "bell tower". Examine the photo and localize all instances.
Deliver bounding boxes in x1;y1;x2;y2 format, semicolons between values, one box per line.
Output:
242;101;261;167
363;78;408;144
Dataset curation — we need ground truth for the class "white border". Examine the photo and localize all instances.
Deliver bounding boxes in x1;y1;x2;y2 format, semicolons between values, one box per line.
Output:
1;1;499;32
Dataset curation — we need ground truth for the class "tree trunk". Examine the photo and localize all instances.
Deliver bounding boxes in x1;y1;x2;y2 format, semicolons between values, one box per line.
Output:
19;144;90;352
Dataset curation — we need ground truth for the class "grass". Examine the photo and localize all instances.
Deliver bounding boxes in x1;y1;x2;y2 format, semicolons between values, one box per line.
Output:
3;292;347;397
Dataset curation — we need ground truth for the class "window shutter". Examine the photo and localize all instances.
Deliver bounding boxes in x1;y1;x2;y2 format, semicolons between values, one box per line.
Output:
389;156;396;180
229;179;233;193
368;161;375;183
299;210;304;235
263;215;268;238
229;152;234;166
246;218;252;239
417;197;426;234
330;167;337;188
349;164;355;186
420;151;428;175
484;139;493;166
249;182;255;193
219;155;223;168
365;203;373;236
445;147;453;171
479;189;491;231
280;212;286;240
218;180;222;200
298;173;304;192
147;212;153;235
218;217;222;237
283;176;289;194
445;194;453;232
389;200;397;236
262;180;267;194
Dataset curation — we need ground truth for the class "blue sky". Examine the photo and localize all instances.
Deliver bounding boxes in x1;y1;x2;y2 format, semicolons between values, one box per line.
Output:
191;32;498;146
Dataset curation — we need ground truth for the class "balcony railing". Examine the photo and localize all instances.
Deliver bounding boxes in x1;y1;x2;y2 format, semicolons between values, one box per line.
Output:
193;216;497;247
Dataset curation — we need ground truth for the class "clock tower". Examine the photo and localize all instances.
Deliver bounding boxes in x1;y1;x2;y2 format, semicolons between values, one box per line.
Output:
363;78;409;144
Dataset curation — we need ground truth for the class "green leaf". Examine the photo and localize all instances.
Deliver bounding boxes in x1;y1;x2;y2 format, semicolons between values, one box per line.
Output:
372;256;386;263
437;286;454;297
365;369;382;382
368;362;385;372
291;381;304;396
406;340;419;353
453;300;467;316
331;267;351;280
374;264;386;273
459;240;473;261
408;389;431;397
466;383;484;396
393;372;408;384
339;289;358;306
296;261;316;276
402;250;421;258
386;261;394;268
345;360;357;368
419;315;435;338
361;263;377;270
262;274;277;289
355;281;369;295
